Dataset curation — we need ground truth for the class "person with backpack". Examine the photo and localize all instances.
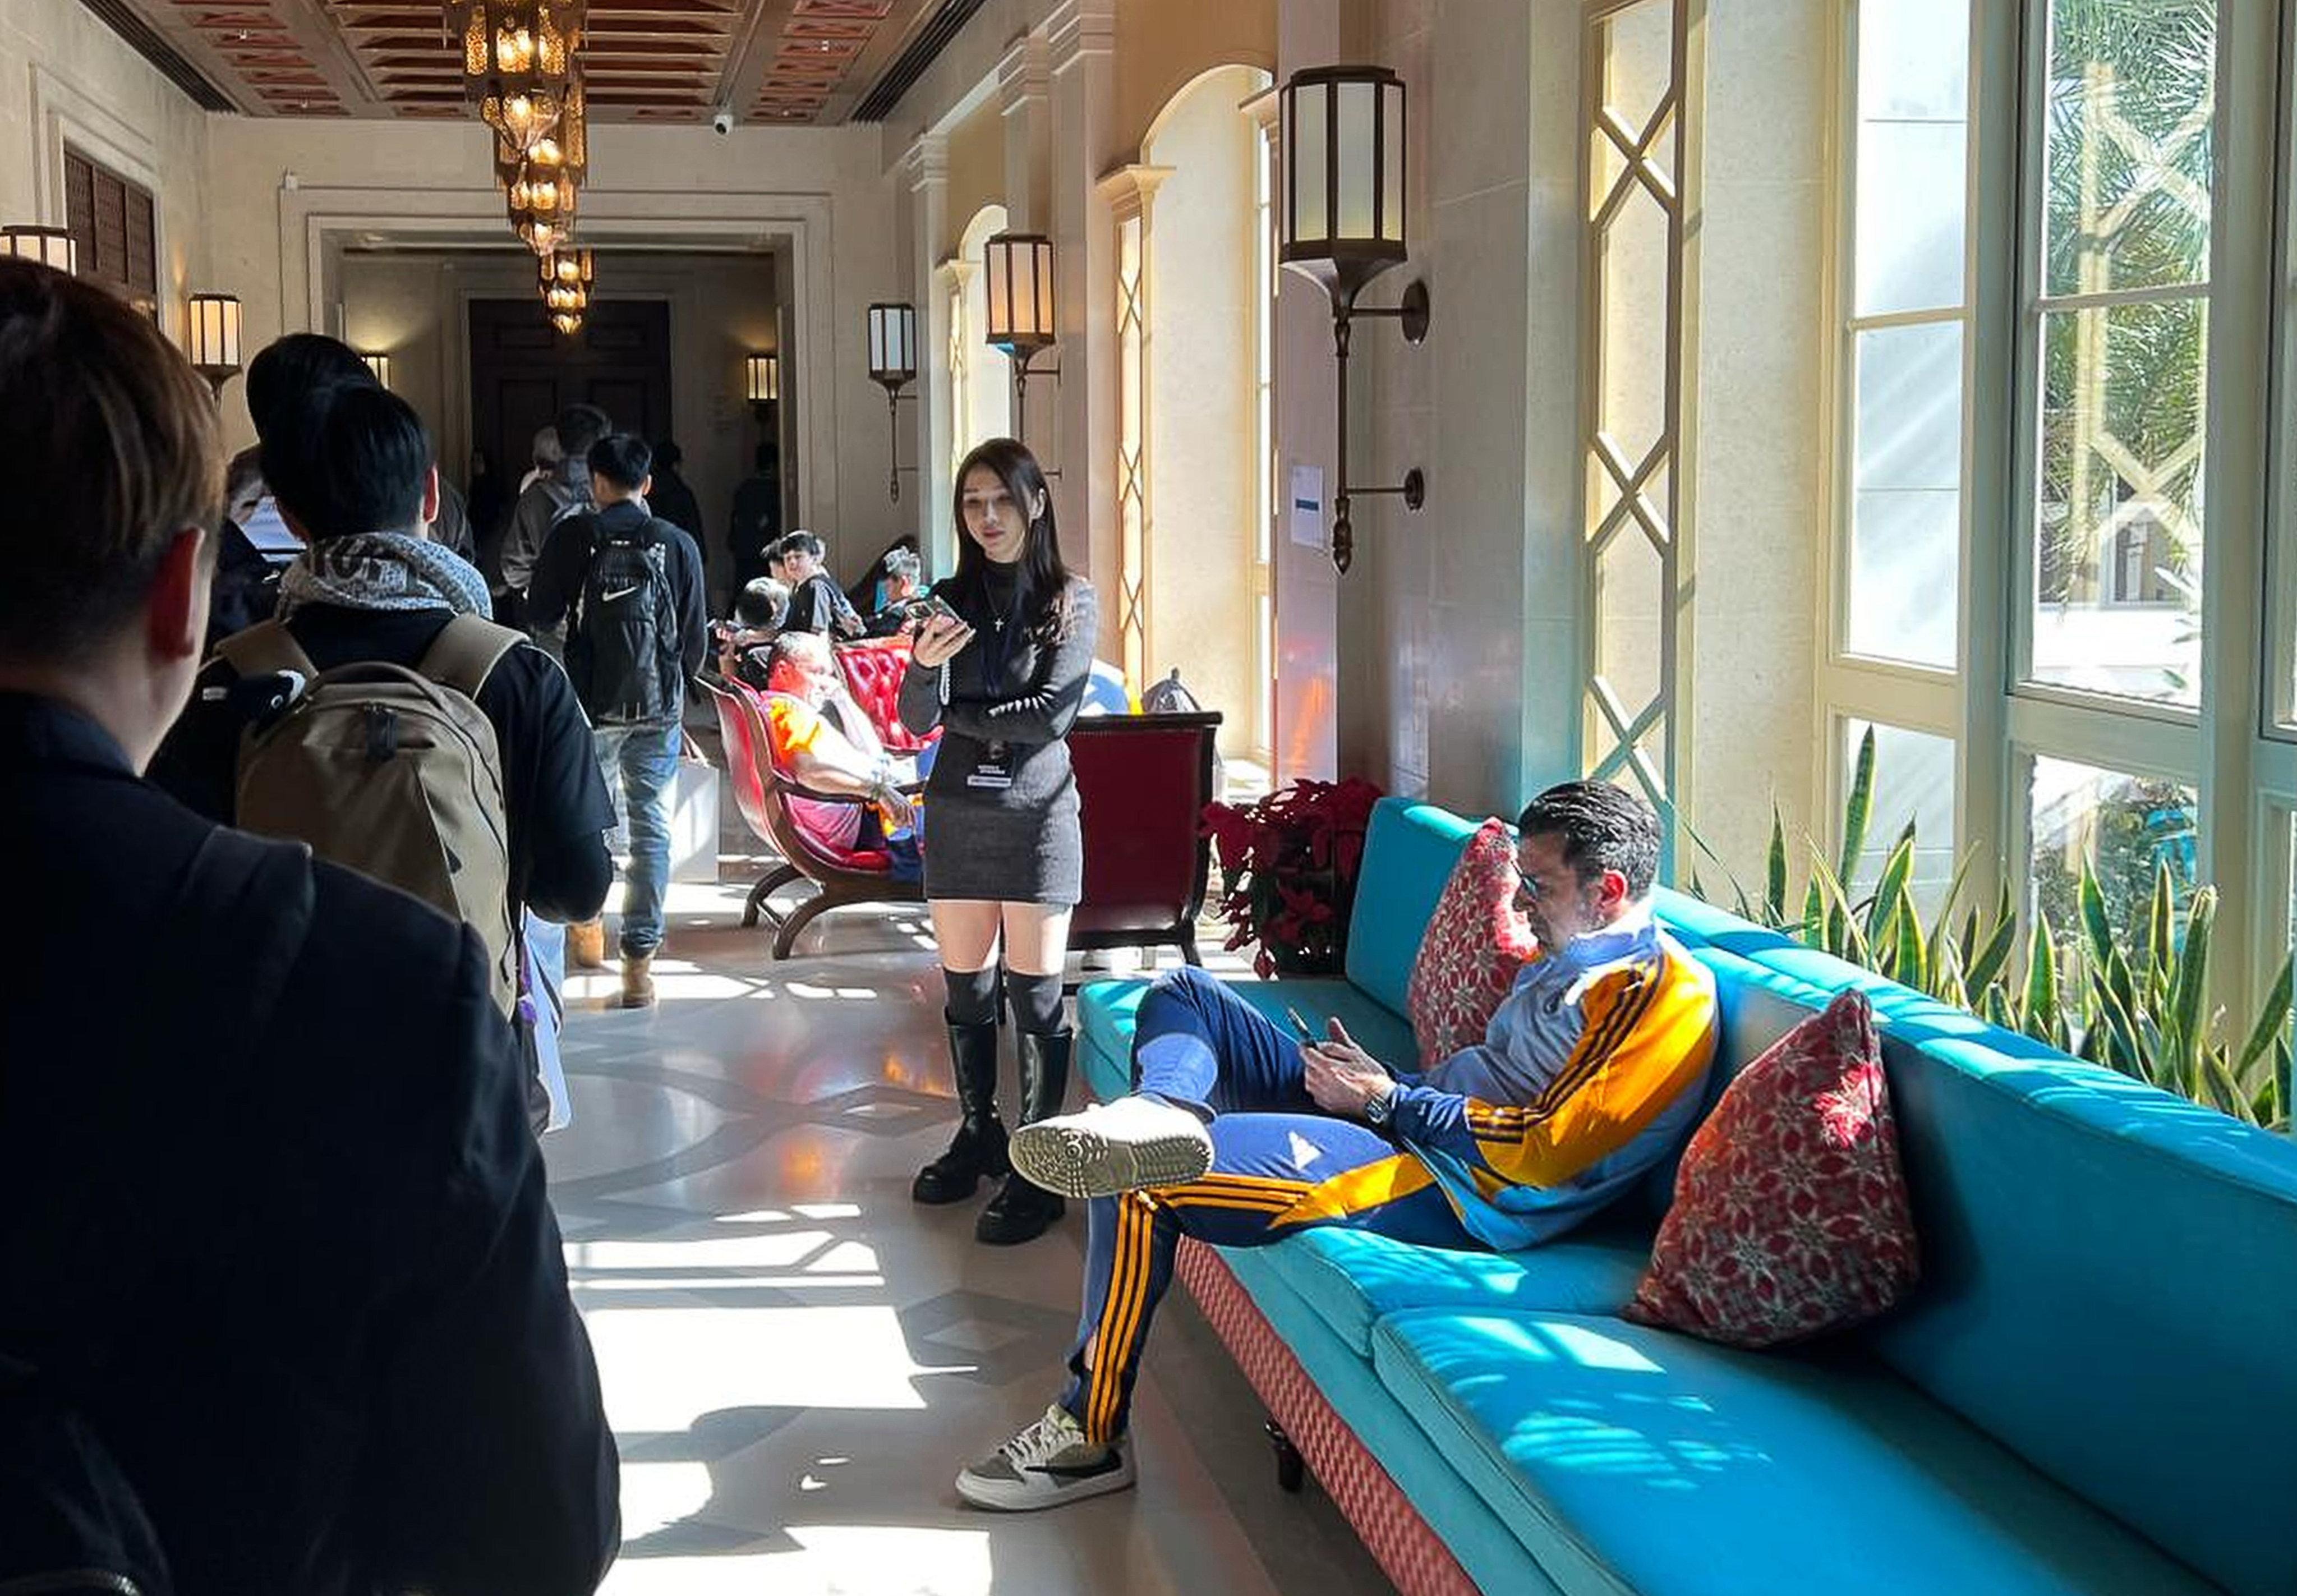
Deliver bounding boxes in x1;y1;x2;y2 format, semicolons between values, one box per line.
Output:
150;379;616;1105
0;259;619;1594
527;434;709;1009
500;403;610;629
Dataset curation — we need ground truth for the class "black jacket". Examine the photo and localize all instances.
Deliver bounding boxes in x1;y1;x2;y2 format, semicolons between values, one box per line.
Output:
0;694;620;1595
526;500;710;723
150;606;615;926
644;470;706;567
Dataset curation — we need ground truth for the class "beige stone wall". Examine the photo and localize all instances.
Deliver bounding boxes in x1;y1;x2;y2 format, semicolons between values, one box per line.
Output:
942;100;1005;257
1114;0;1275;160
339;249;784;605
1144;63;1265;757
1682;0;1829;878
0;0;213;341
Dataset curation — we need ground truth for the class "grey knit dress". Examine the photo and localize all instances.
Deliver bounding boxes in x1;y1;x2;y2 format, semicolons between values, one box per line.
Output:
896;571;1097;905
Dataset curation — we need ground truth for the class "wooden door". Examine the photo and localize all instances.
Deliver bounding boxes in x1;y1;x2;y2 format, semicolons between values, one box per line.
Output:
468;298;673;485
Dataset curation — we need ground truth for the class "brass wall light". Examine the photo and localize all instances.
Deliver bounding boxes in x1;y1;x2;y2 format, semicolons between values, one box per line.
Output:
186;292;244;398
1281;63;1428;574
1;225;77;274
867;301;917;502
746;350;780;419
983;231;1056;438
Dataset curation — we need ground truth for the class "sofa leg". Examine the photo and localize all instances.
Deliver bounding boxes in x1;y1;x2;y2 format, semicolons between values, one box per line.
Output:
1265;1417;1304;1493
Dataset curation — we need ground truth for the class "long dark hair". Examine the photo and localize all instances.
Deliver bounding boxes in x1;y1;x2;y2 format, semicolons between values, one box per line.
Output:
950;437;1074;642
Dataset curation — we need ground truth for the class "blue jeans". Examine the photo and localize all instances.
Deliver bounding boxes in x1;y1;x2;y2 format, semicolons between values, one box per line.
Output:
593;719;681;956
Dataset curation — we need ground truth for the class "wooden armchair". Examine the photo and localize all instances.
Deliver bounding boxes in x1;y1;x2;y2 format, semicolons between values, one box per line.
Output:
1068;710;1223;968
699;676;924;958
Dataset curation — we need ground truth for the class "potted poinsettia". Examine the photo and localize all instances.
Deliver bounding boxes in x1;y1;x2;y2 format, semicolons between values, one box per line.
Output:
1201;778;1385;977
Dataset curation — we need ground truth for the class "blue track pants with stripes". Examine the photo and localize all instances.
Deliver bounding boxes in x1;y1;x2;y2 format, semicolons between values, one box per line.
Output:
1060;967;1479;1443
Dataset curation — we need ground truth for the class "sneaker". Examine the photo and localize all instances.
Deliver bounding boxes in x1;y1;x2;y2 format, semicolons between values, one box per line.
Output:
1007;1095;1212;1199
955;1404;1135;1511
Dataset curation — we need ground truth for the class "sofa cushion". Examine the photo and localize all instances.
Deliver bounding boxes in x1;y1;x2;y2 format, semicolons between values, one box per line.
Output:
1406;818;1539;1066
1253;1205;1655;1357
1345;799;1480;1014
1626;988;1918;1348
1372;1308;2218;1596
1073;975;1417;1104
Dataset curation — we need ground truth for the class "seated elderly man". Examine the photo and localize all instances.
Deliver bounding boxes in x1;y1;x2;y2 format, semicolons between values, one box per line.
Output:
758;629;916;855
954;780;1719;1512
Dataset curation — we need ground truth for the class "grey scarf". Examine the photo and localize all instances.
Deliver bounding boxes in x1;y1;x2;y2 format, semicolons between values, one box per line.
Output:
277;532;492;620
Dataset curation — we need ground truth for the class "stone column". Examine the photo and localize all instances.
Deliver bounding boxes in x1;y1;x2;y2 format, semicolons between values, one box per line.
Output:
1046;0;1118;596
904;134;951;563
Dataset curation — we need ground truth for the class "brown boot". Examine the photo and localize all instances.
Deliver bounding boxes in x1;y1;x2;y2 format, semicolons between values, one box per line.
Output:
568;919;606;969
617;953;656;1009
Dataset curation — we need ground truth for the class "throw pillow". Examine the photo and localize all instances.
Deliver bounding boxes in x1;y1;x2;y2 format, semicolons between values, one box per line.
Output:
1406;819;1540;1066
1623;987;1919;1349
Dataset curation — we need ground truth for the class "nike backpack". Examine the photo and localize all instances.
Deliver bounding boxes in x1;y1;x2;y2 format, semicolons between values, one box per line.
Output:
216;614;524;1014
567;518;682;725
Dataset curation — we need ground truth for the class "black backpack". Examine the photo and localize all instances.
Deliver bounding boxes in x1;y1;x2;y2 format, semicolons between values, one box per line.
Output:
567;516;681;725
0;1360;172;1596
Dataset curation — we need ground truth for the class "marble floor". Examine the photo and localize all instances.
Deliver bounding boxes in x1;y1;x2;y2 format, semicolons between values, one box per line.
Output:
545;854;1399;1595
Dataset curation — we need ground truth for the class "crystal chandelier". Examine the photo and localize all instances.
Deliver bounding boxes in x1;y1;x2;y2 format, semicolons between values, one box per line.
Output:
449;2;587;157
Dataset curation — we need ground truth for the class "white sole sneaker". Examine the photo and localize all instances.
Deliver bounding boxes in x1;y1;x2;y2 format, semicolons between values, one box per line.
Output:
956;1438;1136;1511
1007;1098;1213;1199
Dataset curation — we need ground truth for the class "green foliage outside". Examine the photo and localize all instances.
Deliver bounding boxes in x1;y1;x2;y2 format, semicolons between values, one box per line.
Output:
1689;728;2291;1130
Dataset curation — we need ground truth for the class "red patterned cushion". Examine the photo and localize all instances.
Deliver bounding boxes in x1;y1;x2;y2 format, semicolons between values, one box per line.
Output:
1624;988;1919;1349
1406;820;1539;1067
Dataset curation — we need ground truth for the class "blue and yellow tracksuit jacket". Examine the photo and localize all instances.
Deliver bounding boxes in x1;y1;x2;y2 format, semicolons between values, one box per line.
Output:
1388;909;1719;1249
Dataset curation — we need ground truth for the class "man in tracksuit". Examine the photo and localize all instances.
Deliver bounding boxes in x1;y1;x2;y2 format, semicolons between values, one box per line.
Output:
956;780;1719;1511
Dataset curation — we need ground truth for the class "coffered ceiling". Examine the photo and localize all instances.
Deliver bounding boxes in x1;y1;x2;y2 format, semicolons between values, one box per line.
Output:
95;0;943;125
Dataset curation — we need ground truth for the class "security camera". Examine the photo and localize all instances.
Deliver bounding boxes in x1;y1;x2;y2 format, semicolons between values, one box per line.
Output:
711;108;734;136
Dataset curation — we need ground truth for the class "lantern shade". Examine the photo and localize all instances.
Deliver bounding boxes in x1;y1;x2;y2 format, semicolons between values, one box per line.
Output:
551;311;583;335
747;352;780;404
360;351;391;387
982;233;1056;355
187;293;243;376
868;302;916;386
450;2;588;155
1281;65;1408;305
1;225;76;274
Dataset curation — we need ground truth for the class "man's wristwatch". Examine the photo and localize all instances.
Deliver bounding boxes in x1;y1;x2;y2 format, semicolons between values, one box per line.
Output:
1363;1082;1397;1128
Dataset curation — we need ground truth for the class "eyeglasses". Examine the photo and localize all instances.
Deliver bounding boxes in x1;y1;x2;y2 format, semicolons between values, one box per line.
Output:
1508;858;1544;902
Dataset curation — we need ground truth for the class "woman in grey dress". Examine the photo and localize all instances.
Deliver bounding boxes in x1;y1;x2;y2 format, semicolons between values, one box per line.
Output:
899;438;1098;1245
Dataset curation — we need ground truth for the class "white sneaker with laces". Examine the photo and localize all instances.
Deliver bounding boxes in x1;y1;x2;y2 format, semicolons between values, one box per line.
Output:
955;1403;1136;1511
1007;1095;1213;1199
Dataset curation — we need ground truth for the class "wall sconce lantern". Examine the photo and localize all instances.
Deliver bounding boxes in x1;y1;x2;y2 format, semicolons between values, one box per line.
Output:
360;351;392;388
867;301;917;502
1281;63;1429;574
983;231;1056;435
186;292;244;398
746;351;780;423
1;225;77;274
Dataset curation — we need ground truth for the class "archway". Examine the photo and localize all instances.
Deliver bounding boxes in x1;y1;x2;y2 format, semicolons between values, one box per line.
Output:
954;203;1013;461
1142;64;1274;761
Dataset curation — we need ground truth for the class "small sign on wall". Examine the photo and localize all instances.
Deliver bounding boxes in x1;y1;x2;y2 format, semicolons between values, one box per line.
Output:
1289;463;1324;549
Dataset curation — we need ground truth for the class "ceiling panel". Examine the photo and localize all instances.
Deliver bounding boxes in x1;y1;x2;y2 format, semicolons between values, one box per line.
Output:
95;0;942;125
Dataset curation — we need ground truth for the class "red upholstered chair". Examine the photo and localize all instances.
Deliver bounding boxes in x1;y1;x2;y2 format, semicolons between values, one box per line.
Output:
1068;710;1223;967
720;679;925;959
833;637;939;756
699;675;791;931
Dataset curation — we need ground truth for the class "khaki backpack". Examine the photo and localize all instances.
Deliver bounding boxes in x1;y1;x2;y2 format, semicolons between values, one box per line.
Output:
216;614;525;1014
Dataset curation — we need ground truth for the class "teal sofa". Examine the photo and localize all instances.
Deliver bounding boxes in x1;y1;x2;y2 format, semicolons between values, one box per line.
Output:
1075;798;2297;1595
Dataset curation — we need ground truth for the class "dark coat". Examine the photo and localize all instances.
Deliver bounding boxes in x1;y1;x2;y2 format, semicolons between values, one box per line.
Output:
0;694;620;1595
643;469;706;565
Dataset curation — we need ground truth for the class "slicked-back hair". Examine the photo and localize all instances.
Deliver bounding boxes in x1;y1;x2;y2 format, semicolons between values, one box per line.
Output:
0;260;223;663
244;333;372;444
777;530;825;560
1517;780;1661;900
588;433;652;492
261;379;433;543
554;403;611;459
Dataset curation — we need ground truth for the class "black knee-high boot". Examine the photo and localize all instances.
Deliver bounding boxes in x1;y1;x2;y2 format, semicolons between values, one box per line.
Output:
977;1029;1071;1244
913;1020;1009;1203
